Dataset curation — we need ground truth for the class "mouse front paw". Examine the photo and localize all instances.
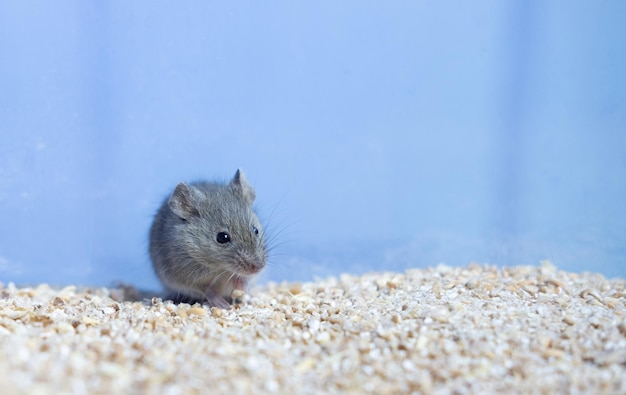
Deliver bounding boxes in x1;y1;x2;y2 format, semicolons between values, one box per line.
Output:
203;287;232;309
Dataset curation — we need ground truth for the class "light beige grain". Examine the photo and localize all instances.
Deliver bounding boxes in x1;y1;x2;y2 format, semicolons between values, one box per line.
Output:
0;263;625;394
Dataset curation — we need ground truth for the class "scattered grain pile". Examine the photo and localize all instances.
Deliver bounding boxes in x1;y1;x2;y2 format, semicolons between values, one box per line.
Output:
1;263;625;394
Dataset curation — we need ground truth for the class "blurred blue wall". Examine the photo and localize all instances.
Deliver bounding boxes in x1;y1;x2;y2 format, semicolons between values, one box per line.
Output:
1;1;624;289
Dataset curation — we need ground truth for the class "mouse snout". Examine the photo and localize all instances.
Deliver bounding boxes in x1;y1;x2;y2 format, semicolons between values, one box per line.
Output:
237;253;266;275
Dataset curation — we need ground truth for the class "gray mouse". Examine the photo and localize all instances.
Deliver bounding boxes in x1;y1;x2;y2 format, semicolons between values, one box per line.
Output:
149;169;267;308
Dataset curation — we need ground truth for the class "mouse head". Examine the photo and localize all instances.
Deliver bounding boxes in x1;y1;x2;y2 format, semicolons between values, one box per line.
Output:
166;169;267;277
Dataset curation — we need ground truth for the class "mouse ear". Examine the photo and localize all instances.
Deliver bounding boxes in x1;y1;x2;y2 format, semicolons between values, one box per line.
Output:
231;169;256;205
168;182;200;220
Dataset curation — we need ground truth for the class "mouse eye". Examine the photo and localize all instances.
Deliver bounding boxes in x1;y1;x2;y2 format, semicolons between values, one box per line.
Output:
252;226;259;236
216;232;231;244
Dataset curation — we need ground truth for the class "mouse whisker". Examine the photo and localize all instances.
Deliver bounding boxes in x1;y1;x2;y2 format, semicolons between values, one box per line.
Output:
208;270;226;287
225;271;238;287
209;268;232;288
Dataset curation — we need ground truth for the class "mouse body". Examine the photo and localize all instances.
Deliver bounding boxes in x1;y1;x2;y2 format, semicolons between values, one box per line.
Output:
149;169;266;308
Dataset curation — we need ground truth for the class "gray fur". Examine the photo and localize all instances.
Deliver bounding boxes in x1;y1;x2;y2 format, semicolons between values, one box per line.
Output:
149;169;267;307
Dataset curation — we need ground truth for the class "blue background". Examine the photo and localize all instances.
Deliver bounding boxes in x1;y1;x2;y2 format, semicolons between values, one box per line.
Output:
1;1;625;290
